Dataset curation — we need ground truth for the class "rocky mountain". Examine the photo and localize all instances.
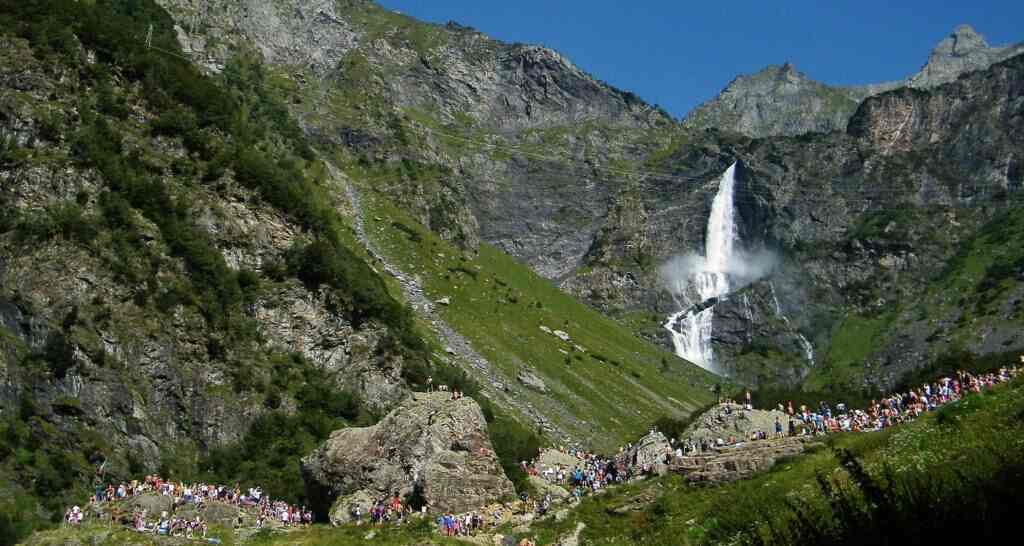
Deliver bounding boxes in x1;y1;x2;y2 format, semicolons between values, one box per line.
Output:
0;2;717;535
2;1;1024;541
576;52;1024;386
683;25;1024;138
0;3;435;524
110;1;1024;391
681;63;863;137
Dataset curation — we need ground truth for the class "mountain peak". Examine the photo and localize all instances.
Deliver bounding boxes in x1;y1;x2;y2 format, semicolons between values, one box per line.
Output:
932;24;990;58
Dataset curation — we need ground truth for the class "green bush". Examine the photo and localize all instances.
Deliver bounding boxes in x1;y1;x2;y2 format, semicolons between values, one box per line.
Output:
200;354;371;505
488;414;542;495
0;134;29;167
13;203;98;245
0;494;46;546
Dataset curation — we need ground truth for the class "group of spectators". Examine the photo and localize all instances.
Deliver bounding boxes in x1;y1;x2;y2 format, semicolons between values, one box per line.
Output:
64;364;1021;539
438;511;488;537
683;366;1022;453
350;493;419;526
522;444;637;504
770;367;1021;439
68;473;313;533
132;511;208;539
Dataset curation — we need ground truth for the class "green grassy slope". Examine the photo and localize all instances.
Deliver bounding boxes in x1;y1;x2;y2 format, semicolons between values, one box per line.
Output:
347;164;718;450
804;204;1024;393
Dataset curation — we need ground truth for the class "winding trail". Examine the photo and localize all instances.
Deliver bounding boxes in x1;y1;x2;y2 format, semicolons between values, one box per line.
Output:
341;176;567;439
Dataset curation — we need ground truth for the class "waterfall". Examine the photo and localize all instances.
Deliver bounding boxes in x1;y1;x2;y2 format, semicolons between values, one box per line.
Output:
664;163;739;374
769;282;816;366
797;334;815;366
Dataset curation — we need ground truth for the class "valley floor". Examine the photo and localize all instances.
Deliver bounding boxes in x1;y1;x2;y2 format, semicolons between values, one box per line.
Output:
24;373;1024;546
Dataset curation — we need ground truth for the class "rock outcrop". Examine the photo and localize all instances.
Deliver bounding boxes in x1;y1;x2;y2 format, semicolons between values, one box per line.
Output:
517;369;549;393
302;392;514;524
617;431;672;476
671;436;817;484
682;63;862;137
906;25;1024;89
682;403;790;442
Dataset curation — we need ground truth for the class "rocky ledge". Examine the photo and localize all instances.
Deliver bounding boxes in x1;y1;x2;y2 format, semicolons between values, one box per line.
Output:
671;436;819;484
683;403;791;442
301;392;514;524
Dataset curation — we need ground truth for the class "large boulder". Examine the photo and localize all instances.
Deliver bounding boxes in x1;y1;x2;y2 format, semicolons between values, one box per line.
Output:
536;448;580;471
617;432;671;476
302;392;515;524
682;403;789;443
174;501;240;527
528;475;570;500
125;493;173;517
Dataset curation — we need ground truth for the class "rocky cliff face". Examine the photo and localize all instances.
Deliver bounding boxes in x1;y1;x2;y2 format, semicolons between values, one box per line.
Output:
156;0;668;131
153;0;676;265
684;25;1024;138
133;3;1024;394
302;392;514;521
0;16;413;511
906;25;1024;89
602;53;1024;387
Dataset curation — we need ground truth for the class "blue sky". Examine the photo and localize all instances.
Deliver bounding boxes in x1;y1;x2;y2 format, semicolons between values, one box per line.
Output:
376;1;1023;119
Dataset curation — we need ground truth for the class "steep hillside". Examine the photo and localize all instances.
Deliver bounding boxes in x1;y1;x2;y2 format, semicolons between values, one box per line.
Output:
0;0;447;530
0;3;720;540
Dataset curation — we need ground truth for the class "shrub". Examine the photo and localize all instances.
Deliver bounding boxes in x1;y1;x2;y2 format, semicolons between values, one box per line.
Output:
200;355;370;505
488;414;542;495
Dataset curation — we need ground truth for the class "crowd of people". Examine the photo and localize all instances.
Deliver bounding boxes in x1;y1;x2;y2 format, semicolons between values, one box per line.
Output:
349;493;420;526
438;511;489;537
777;367;1021;436
131;512;209;539
66;473;313;533
65;363;1020;539
675;367;1023;455
524;445;635;500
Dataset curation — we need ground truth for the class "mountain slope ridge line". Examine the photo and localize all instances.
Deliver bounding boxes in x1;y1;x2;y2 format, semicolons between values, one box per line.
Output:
135;40;1023;203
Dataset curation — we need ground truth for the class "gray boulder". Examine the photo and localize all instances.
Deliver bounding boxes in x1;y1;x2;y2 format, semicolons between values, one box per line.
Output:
536;448;581;470
303;392;514;524
126;494;173;517
618;431;671;476
682;403;789;443
528;475;570;500
517;369;548;393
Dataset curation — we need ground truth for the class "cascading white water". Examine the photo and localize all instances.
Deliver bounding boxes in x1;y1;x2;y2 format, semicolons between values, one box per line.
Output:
664;163;739;374
769;281;816;366
797;334;815;365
